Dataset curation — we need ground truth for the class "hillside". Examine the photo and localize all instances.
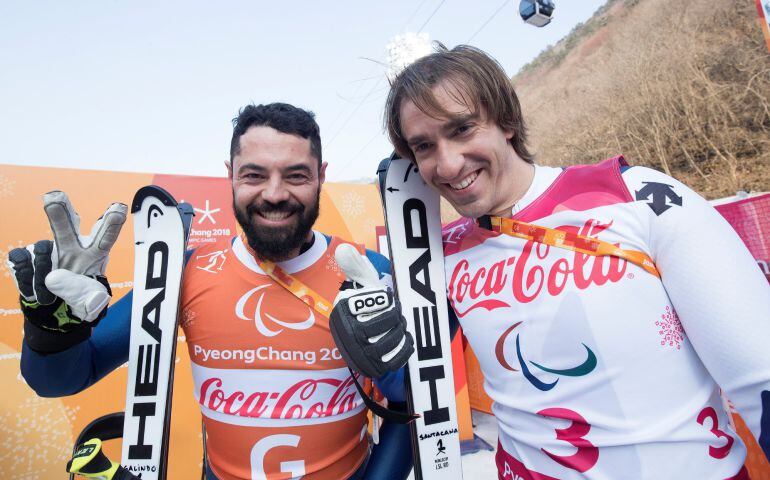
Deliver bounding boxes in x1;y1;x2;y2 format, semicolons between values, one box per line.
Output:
513;0;770;199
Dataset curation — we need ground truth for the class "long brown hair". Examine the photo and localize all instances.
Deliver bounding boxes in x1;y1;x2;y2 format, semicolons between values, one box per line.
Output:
384;43;534;163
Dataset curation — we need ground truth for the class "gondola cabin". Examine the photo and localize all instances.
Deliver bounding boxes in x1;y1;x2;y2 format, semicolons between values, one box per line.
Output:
519;0;555;27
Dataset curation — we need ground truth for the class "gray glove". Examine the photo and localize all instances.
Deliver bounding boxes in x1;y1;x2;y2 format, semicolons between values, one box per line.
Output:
42;190;127;321
7;192;127;353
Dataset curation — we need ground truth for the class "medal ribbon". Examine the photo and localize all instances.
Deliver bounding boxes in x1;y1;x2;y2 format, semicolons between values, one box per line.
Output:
241;233;335;317
254;258;334;318
490;216;660;278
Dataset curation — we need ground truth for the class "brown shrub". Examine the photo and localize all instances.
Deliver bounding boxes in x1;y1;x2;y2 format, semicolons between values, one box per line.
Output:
515;0;770;199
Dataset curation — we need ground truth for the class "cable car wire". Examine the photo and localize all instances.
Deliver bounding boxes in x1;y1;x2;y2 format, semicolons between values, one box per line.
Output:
467;0;512;43
403;0;432;32
417;0;447;32
325;76;385;148
326;0;446;151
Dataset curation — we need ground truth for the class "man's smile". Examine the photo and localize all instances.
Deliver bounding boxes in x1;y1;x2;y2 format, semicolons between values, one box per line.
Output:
257;210;294;221
448;170;480;191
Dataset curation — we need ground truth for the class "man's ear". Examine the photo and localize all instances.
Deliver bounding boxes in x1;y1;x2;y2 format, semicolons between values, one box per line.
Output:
226;160;233;180
319;162;328;185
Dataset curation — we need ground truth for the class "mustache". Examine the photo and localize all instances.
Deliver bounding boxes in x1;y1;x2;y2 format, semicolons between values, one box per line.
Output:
233;194;320;263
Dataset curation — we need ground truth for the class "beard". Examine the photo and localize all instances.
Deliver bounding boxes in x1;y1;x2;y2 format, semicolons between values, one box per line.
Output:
233;190;321;262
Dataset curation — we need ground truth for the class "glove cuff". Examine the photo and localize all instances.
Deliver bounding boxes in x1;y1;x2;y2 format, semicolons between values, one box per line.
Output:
93;275;113;297
23;315;91;354
20;282;109;354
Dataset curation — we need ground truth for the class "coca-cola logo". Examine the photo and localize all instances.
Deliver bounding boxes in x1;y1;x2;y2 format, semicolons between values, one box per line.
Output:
235;284;315;337
448;220;627;317
199;375;360;420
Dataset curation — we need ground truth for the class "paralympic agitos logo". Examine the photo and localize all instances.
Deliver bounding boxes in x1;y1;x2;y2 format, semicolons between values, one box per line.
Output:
236;284;315;337
495;321;597;391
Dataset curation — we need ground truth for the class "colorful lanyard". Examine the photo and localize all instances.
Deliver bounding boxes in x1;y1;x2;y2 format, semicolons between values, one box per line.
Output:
489;216;660;278
254;258;334;318
241;233;336;317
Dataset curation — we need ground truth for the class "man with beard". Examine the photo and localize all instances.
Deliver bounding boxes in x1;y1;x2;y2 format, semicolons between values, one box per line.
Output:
13;103;414;479
330;45;770;479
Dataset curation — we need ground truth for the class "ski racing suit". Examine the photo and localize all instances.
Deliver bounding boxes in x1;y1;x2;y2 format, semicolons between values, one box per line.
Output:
21;232;410;480
443;157;770;479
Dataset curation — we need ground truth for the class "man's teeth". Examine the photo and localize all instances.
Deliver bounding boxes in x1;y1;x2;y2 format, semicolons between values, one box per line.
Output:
450;171;478;190
261;211;292;220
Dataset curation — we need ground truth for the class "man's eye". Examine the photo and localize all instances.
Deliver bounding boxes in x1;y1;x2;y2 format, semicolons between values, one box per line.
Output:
414;142;432;153
243;173;264;181
286;174;311;184
454;124;472;136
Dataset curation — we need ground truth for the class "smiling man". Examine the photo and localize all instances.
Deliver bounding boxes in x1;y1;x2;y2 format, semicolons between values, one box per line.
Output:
330;44;770;479
228;108;325;263
393;66;534;220
14;103;413;480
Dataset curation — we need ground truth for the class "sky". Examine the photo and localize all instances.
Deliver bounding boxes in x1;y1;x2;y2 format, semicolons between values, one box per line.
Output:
0;0;608;182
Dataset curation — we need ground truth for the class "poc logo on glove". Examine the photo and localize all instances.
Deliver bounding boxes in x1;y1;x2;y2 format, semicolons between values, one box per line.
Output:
348;291;390;315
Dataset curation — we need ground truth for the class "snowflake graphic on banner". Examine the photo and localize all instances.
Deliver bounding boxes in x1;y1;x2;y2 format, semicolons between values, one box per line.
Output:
656;305;684;350
0;397;78;477
0;174;15;198
339;191;365;218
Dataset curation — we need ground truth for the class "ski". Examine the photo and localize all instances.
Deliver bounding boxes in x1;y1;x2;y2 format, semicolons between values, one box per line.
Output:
122;186;193;479
377;155;463;479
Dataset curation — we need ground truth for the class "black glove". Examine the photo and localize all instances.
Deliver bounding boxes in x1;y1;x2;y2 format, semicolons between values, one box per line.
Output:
6;191;126;353
329;244;414;378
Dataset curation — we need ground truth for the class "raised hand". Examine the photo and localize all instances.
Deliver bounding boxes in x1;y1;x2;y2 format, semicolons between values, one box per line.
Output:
6;191;127;353
329;243;414;378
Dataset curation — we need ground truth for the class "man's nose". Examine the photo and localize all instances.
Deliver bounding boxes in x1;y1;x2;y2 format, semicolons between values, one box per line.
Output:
261;177;290;204
434;142;464;181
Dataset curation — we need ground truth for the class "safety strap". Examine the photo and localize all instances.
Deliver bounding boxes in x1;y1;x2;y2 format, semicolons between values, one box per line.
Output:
255;252;417;425
489;216;660;278
346;366;417;424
